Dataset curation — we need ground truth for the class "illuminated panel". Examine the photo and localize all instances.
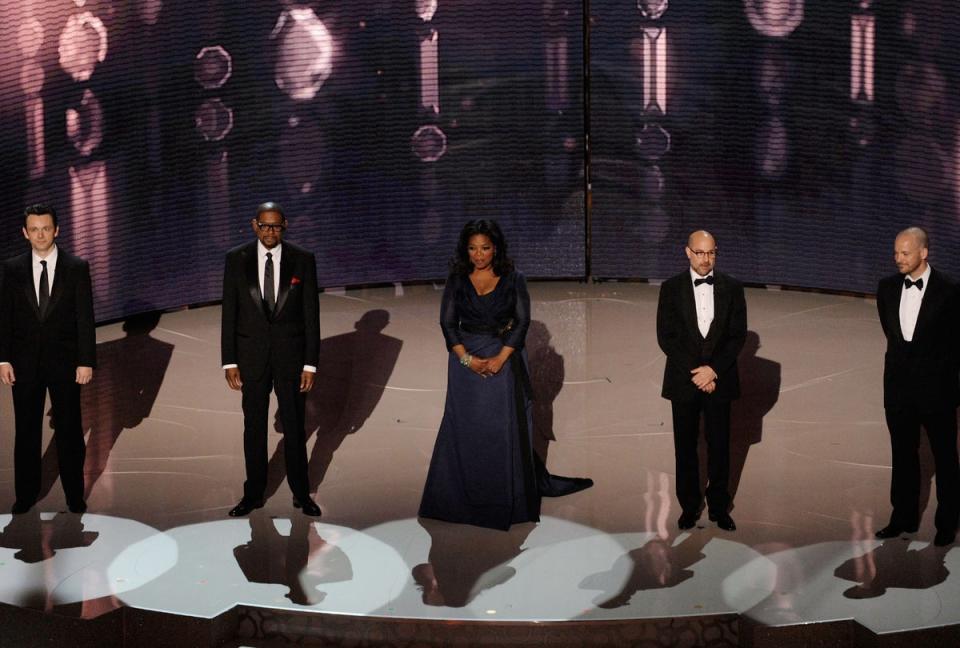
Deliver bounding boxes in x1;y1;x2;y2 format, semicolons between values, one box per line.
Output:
743;0;804;38
419;29;440;114
18;18;46;179
637;0;668;20
195;46;233;90
417;0;438;22
850;14;875;102
411;124;447;162
66;89;104;157
271;8;334;101
545;35;568;112
641;27;667;115
58;11;108;82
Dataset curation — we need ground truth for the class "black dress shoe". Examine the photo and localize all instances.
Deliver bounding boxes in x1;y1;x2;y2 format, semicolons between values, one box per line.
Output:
228;499;264;517
678;512;699;530
67;500;87;514
294;497;322;517
934;529;956;547
709;512;737;531
875;524;917;539
11;500;35;515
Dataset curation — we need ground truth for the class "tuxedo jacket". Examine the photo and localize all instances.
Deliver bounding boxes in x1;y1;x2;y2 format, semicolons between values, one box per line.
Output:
221;240;320;382
877;268;960;412
656;270;747;403
0;250;97;383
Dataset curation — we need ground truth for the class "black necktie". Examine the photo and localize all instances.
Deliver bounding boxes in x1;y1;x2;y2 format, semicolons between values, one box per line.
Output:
904;277;923;291
264;252;276;313
694;275;714;287
38;259;50;316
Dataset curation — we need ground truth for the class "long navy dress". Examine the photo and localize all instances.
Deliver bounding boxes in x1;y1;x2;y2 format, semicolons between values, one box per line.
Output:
419;271;591;530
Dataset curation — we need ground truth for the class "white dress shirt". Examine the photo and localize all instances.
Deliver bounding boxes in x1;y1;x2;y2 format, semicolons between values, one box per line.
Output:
899;263;931;342
690;268;715;338
33;245;59;303
222;241;315;373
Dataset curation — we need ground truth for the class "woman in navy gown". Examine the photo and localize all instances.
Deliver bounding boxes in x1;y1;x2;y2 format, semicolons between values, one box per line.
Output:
419;220;592;530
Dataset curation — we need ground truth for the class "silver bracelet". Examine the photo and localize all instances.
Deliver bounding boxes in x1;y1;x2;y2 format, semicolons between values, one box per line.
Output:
460;354;472;367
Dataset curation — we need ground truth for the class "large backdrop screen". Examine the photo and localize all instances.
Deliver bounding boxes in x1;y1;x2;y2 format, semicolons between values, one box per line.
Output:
0;1;957;321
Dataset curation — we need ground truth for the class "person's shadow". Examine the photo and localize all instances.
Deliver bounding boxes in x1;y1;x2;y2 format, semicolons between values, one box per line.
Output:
0;510;98;566
579;533;710;609
233;510;352;605
526;320;564;462
834;539;950;599
38;310;174;504
265;309;402;498
412;518;535;608
728;331;780;500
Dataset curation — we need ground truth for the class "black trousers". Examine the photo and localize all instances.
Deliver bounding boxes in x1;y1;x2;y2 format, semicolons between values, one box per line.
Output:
240;365;310;502
884;405;960;533
671;395;731;516
12;378;85;506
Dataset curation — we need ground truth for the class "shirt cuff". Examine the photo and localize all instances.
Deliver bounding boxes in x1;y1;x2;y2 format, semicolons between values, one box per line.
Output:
222;364;238;370
303;365;317;373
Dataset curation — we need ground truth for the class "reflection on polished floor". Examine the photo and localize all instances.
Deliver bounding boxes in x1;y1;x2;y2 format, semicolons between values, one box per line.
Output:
0;282;958;641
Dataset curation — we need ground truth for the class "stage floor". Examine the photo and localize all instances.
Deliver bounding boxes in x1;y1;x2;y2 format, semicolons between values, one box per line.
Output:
0;281;958;640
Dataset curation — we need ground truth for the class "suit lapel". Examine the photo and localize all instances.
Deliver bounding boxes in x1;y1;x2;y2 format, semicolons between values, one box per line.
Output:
273;248;294;318
43;255;68;320
679;276;701;341
705;274;727;343
19;254;41;320
244;244;263;314
911;270;941;342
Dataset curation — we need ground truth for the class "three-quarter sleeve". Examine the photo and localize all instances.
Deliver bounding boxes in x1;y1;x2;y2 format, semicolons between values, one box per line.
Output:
439;275;462;351
502;272;530;349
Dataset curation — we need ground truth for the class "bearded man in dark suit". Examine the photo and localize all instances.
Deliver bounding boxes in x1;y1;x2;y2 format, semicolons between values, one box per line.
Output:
656;230;747;532
221;202;321;517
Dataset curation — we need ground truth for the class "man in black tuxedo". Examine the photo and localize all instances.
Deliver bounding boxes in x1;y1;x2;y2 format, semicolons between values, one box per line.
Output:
875;227;959;547
0;204;96;515
656;230;746;531
221;202;321;517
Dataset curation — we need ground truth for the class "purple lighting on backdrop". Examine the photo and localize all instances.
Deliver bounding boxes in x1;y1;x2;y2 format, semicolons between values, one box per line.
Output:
743;0;804;38
18;16;45;179
850;14;875;102
637;0;668;21
271;7;334;101
636;28;667;115
419;29;440;113
195;46;233;90
58;11;108;82
66;89;104;157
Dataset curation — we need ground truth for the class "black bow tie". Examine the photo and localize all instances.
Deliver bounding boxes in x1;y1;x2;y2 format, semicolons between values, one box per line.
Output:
694;275;714;287
904;277;923;291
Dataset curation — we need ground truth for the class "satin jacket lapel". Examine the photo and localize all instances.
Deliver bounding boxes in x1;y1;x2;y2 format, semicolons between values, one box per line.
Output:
43;257;68;321
705;274;727;343
886;279;905;343
680;277;701;341
20;255;41;320
244;245;263;313
911;271;941;343
273;249;294;317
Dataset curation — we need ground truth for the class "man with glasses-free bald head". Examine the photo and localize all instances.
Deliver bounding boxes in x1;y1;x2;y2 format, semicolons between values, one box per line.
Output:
221;202;321;518
875;227;959;547
656;230;747;532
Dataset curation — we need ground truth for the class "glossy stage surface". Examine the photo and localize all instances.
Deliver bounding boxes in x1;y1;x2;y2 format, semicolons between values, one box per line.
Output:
1;281;958;642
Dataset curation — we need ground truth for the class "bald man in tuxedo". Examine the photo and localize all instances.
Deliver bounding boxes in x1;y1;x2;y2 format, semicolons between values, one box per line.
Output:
656;230;746;532
875;227;959;547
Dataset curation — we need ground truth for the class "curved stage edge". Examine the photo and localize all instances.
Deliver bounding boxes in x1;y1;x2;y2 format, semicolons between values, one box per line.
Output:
0;281;958;647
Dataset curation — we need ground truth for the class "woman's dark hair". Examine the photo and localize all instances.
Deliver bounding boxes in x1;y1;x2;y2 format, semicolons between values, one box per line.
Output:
450;219;514;277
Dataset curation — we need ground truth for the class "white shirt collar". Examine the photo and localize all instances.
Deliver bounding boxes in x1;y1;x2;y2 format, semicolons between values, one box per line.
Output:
257;241;281;258
33;245;58;267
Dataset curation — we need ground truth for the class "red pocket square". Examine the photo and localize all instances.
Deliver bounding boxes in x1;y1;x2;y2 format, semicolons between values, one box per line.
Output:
291;276;301;286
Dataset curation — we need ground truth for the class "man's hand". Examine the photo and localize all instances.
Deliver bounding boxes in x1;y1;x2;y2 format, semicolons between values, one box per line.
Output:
0;364;14;386
701;381;717;394
300;371;315;393
225;367;242;390
76;366;93;385
690;365;717;389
